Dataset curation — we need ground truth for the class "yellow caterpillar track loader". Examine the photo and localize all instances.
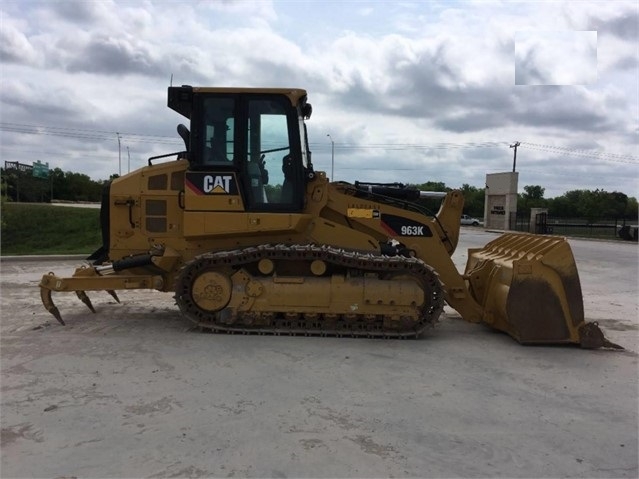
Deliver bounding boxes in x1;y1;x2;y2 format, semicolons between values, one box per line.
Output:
40;86;619;348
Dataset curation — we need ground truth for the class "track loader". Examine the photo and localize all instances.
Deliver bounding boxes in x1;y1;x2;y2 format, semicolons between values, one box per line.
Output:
40;86;619;348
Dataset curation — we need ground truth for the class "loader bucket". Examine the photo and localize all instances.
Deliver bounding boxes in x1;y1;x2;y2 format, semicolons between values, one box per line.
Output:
465;233;621;349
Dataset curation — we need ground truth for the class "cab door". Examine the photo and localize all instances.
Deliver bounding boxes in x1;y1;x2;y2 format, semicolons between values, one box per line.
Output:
181;93;305;238
243;96;305;212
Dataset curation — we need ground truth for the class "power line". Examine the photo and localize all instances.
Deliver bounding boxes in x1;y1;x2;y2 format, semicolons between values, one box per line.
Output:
309;141;506;151
2;121;637;164
1;123;506;150
516;166;636;179
521;141;638;159
0;122;181;145
520;142;639;163
0;145;126;161
0;122;176;139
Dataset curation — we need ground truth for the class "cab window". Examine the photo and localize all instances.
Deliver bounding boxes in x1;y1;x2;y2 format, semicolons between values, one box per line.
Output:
201;97;235;165
246;98;299;208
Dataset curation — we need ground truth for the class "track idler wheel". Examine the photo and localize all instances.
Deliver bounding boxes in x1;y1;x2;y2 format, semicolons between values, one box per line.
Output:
190;271;233;312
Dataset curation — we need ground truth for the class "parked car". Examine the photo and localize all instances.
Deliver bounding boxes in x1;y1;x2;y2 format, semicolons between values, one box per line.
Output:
461;214;483;226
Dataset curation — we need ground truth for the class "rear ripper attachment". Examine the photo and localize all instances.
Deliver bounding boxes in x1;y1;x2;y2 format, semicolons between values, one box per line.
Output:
39;251;174;325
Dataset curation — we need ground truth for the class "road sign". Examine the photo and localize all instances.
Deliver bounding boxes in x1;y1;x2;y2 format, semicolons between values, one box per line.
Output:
33;161;49;179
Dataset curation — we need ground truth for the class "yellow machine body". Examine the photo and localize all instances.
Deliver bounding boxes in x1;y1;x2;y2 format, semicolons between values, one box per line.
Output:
39;86;618;348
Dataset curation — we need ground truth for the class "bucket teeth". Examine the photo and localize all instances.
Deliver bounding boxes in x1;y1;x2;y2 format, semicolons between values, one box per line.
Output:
579;322;624;350
107;290;121;303
76;291;96;314
40;287;65;325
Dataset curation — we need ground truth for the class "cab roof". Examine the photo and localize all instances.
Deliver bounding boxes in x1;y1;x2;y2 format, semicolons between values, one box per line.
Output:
168;85;308;119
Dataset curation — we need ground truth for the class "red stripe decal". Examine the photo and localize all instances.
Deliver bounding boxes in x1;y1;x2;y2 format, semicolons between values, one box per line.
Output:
380;221;397;237
185;178;202;195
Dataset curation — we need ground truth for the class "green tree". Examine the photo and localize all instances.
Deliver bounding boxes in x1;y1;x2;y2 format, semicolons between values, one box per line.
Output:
548;189;633;221
0;168;44;202
460;183;485;218
0;177;7;230
625;197;638;218
1;166;105;203
602;191;629;217
416;181;448;192
523;185;545;200
63;171;101;201
518;185;549;217
546;195;576;217
410;181;451;214
546;189;593;219
51;168;66;201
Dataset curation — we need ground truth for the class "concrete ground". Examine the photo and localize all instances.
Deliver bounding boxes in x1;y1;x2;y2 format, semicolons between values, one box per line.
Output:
1;230;637;478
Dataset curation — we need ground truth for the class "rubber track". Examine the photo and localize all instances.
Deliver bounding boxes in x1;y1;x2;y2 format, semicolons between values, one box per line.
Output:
174;244;444;338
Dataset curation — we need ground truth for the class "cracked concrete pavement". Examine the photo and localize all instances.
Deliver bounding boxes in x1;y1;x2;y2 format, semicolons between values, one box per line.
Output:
1;230;637;478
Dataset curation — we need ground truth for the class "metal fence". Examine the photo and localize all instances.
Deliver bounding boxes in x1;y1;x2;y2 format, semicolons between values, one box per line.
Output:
509;212;638;241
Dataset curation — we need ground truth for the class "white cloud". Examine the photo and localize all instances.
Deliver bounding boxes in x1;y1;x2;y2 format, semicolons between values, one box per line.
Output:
0;0;637;199
515;31;597;85
0;17;39;65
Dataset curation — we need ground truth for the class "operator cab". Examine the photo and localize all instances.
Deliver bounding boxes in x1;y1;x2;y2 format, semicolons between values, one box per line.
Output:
168;86;314;212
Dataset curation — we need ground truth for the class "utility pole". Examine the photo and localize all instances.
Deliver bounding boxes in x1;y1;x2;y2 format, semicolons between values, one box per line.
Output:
117;132;122;176
326;134;334;180
127;146;131;174
510;141;520;172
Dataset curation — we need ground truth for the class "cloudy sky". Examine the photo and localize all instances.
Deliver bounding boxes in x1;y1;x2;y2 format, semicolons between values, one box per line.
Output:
1;0;637;198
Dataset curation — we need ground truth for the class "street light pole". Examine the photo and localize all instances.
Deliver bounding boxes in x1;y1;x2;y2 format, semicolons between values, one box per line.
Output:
127;146;130;173
326;134;334;180
117;132;122;176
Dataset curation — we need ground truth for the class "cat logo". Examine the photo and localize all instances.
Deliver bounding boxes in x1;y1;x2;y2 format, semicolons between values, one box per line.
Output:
185;172;239;196
203;175;232;194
